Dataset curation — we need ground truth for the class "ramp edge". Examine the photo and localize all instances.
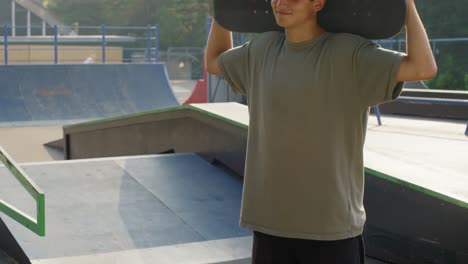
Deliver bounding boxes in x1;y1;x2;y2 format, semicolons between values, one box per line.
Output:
365;167;468;210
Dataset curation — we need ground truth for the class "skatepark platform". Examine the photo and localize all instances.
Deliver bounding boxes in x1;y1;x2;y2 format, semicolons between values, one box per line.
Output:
1;153;392;264
0;154;251;263
0;64;179;126
63;103;248;175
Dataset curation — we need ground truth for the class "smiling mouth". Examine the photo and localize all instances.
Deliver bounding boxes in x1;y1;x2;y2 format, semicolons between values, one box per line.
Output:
276;11;293;15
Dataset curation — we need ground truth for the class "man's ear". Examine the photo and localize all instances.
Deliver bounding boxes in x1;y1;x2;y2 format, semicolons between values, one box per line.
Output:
314;0;326;12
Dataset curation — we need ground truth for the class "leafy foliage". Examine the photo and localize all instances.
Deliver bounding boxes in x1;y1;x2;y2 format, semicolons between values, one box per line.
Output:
417;1;468;90
44;0;210;50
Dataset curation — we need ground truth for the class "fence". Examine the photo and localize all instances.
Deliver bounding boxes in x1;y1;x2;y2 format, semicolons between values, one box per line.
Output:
365;37;467;91
378;38;468;91
0;24;160;65
2;22;468;88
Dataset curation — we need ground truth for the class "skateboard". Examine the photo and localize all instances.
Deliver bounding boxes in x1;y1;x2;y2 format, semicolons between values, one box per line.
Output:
212;0;407;39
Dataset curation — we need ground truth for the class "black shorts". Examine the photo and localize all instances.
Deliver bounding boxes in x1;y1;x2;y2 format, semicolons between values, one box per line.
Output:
252;231;365;264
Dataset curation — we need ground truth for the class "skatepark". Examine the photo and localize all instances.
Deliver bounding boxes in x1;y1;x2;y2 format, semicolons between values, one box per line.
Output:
1;1;468;264
0;62;466;264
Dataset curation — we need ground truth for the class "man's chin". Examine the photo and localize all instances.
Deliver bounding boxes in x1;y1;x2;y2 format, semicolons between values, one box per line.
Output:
274;19;288;29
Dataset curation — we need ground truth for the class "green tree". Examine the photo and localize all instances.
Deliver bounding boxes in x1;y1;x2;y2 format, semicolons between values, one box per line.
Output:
417;1;468;90
44;0;107;28
158;0;209;49
44;0;210;49
428;55;465;90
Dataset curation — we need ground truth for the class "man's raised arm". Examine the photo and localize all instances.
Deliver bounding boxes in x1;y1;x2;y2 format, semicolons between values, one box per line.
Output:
396;0;438;82
205;20;233;76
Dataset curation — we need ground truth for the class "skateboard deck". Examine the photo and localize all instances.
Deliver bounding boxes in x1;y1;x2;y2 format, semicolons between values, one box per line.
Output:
213;0;407;39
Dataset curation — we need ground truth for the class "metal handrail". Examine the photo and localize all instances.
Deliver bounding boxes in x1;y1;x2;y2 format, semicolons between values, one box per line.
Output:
0;146;45;236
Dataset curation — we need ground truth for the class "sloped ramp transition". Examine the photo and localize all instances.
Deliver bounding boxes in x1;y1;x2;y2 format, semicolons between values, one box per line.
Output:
0;64;179;125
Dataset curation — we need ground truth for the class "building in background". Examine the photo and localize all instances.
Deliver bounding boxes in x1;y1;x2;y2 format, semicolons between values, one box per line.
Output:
0;0;73;36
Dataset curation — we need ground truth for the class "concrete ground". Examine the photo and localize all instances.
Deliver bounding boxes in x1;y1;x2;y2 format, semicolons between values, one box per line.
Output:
2;154;250;263
0;126;63;163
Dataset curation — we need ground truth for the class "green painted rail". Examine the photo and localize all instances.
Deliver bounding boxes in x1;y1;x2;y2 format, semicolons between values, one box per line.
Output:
0;146;45;236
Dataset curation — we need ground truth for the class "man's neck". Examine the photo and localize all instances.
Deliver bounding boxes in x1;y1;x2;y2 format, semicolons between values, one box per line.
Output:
285;23;326;43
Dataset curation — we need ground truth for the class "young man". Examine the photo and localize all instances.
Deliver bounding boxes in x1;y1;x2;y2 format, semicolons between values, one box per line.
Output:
206;0;437;263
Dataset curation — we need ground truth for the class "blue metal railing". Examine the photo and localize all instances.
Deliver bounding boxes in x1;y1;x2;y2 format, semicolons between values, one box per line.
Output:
396;96;468;106
373;106;382;126
101;24;107;64
1;24;160;65
146;25;152;63
3;24;8;65
154;25;160;63
53;25;58;64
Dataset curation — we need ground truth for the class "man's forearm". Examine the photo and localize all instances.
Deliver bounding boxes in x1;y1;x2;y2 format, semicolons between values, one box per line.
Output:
205;20;233;75
405;0;437;79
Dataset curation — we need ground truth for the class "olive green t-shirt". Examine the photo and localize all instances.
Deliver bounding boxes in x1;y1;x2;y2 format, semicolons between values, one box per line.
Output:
218;31;405;240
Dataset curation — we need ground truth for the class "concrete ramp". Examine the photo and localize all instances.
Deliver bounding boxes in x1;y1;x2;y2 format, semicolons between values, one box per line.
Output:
0;64;179;125
63;103;248;175
0;154;251;263
30;237;252;264
0;154;390;264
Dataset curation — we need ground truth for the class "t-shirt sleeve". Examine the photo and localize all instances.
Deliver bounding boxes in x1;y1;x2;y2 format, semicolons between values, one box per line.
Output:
353;40;406;107
218;42;251;95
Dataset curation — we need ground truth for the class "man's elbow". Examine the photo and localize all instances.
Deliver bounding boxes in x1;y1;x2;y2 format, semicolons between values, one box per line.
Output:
205;59;222;76
205;62;216;75
400;56;438;81
418;63;438;80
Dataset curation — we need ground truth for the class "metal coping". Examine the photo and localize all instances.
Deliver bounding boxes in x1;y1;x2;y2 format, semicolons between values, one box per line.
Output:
402;88;468;96
0;146;45;236
396;96;468;105
64;104;467;210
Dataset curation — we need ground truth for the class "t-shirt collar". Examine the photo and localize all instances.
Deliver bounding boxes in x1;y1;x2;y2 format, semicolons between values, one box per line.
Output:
286;32;330;50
